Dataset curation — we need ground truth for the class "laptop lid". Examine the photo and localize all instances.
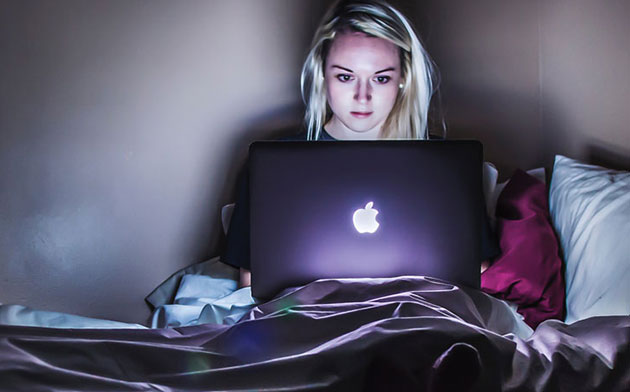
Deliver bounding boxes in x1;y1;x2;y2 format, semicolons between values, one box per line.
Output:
249;140;483;299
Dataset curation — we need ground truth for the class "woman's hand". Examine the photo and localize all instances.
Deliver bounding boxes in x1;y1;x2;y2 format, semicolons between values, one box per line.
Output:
239;268;251;288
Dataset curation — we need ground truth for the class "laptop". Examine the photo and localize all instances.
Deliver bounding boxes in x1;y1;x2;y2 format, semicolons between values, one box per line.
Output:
249;140;483;299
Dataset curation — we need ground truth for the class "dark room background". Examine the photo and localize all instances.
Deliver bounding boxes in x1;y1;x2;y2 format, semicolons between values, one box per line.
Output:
1;0;629;324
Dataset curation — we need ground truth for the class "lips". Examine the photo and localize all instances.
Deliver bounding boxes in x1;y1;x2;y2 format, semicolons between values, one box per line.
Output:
350;111;373;119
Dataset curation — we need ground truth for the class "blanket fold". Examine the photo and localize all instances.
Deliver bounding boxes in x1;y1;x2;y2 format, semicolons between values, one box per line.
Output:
1;276;628;391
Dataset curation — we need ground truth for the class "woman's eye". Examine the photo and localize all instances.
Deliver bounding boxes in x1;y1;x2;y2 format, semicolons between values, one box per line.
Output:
375;76;391;84
336;74;353;82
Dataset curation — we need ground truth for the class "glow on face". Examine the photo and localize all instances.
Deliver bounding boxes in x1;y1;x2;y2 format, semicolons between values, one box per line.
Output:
324;32;402;140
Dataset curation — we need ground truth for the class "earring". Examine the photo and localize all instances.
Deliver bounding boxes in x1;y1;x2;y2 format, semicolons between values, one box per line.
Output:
398;83;404;89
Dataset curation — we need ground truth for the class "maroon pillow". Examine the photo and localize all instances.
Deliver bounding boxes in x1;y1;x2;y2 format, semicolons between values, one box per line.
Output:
481;169;565;328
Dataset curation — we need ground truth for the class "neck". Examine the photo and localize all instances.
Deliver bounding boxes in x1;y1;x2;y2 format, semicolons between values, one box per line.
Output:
324;117;383;140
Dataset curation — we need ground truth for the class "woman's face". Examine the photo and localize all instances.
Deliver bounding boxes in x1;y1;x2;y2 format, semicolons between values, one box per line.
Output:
324;31;402;140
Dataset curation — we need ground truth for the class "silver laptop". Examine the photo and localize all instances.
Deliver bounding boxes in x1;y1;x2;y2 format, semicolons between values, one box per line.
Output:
249;140;483;299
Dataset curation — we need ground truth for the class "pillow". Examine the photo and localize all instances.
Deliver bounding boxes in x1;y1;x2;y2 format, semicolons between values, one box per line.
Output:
145;256;238;310
487;166;546;231
482;169;565;328
549;155;630;323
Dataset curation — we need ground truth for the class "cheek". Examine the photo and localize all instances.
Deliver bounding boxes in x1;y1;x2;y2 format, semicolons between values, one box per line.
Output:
326;82;350;110
375;86;400;111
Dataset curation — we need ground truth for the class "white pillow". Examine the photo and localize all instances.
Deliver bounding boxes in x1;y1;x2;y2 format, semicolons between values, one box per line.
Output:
549;155;630;323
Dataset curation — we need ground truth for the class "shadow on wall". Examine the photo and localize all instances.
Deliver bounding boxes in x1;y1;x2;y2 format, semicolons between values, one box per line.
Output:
587;144;630;172
219;102;306;200
540;91;630;174
188;104;305;260
439;85;544;180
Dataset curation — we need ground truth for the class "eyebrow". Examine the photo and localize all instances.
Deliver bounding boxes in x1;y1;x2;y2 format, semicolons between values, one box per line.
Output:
331;65;396;74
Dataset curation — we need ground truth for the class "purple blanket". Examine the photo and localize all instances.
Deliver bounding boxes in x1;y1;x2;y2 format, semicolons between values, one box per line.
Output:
1;277;628;391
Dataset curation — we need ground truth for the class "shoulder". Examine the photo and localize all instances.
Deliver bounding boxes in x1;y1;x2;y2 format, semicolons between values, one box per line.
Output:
273;128;336;141
428;133;444;140
275;130;308;141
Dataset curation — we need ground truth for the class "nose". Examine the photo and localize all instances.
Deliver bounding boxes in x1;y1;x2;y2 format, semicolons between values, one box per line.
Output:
354;80;372;104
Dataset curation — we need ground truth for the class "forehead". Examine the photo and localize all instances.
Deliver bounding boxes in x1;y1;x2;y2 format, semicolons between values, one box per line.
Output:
327;31;400;71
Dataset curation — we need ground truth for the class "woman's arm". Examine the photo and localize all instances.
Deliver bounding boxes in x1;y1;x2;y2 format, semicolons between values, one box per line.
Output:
239;268;251;288
223;165;253;285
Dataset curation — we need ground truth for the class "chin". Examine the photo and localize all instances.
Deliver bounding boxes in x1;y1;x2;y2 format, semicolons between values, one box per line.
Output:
348;127;375;134
343;120;381;134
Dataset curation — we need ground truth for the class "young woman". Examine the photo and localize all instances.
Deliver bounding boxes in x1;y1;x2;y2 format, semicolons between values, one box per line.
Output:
223;0;498;287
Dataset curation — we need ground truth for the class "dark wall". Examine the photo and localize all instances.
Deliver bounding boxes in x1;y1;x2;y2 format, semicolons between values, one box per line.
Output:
1;0;629;324
539;0;630;170
416;0;630;176
0;0;327;324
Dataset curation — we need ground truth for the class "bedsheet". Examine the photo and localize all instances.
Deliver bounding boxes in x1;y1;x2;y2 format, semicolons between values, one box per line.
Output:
0;304;147;329
150;274;257;328
0;260;253;329
1;276;628;391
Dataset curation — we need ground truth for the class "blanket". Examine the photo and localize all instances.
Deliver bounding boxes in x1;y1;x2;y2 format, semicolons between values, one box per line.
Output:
1;276;628;391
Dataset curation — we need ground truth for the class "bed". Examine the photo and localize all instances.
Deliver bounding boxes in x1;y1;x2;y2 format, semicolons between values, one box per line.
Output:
1;155;629;391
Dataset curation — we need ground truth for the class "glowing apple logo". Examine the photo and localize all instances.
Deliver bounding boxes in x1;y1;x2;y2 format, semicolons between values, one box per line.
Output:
353;201;380;234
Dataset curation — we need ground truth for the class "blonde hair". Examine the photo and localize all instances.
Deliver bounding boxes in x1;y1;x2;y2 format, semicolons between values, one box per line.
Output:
300;0;438;140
